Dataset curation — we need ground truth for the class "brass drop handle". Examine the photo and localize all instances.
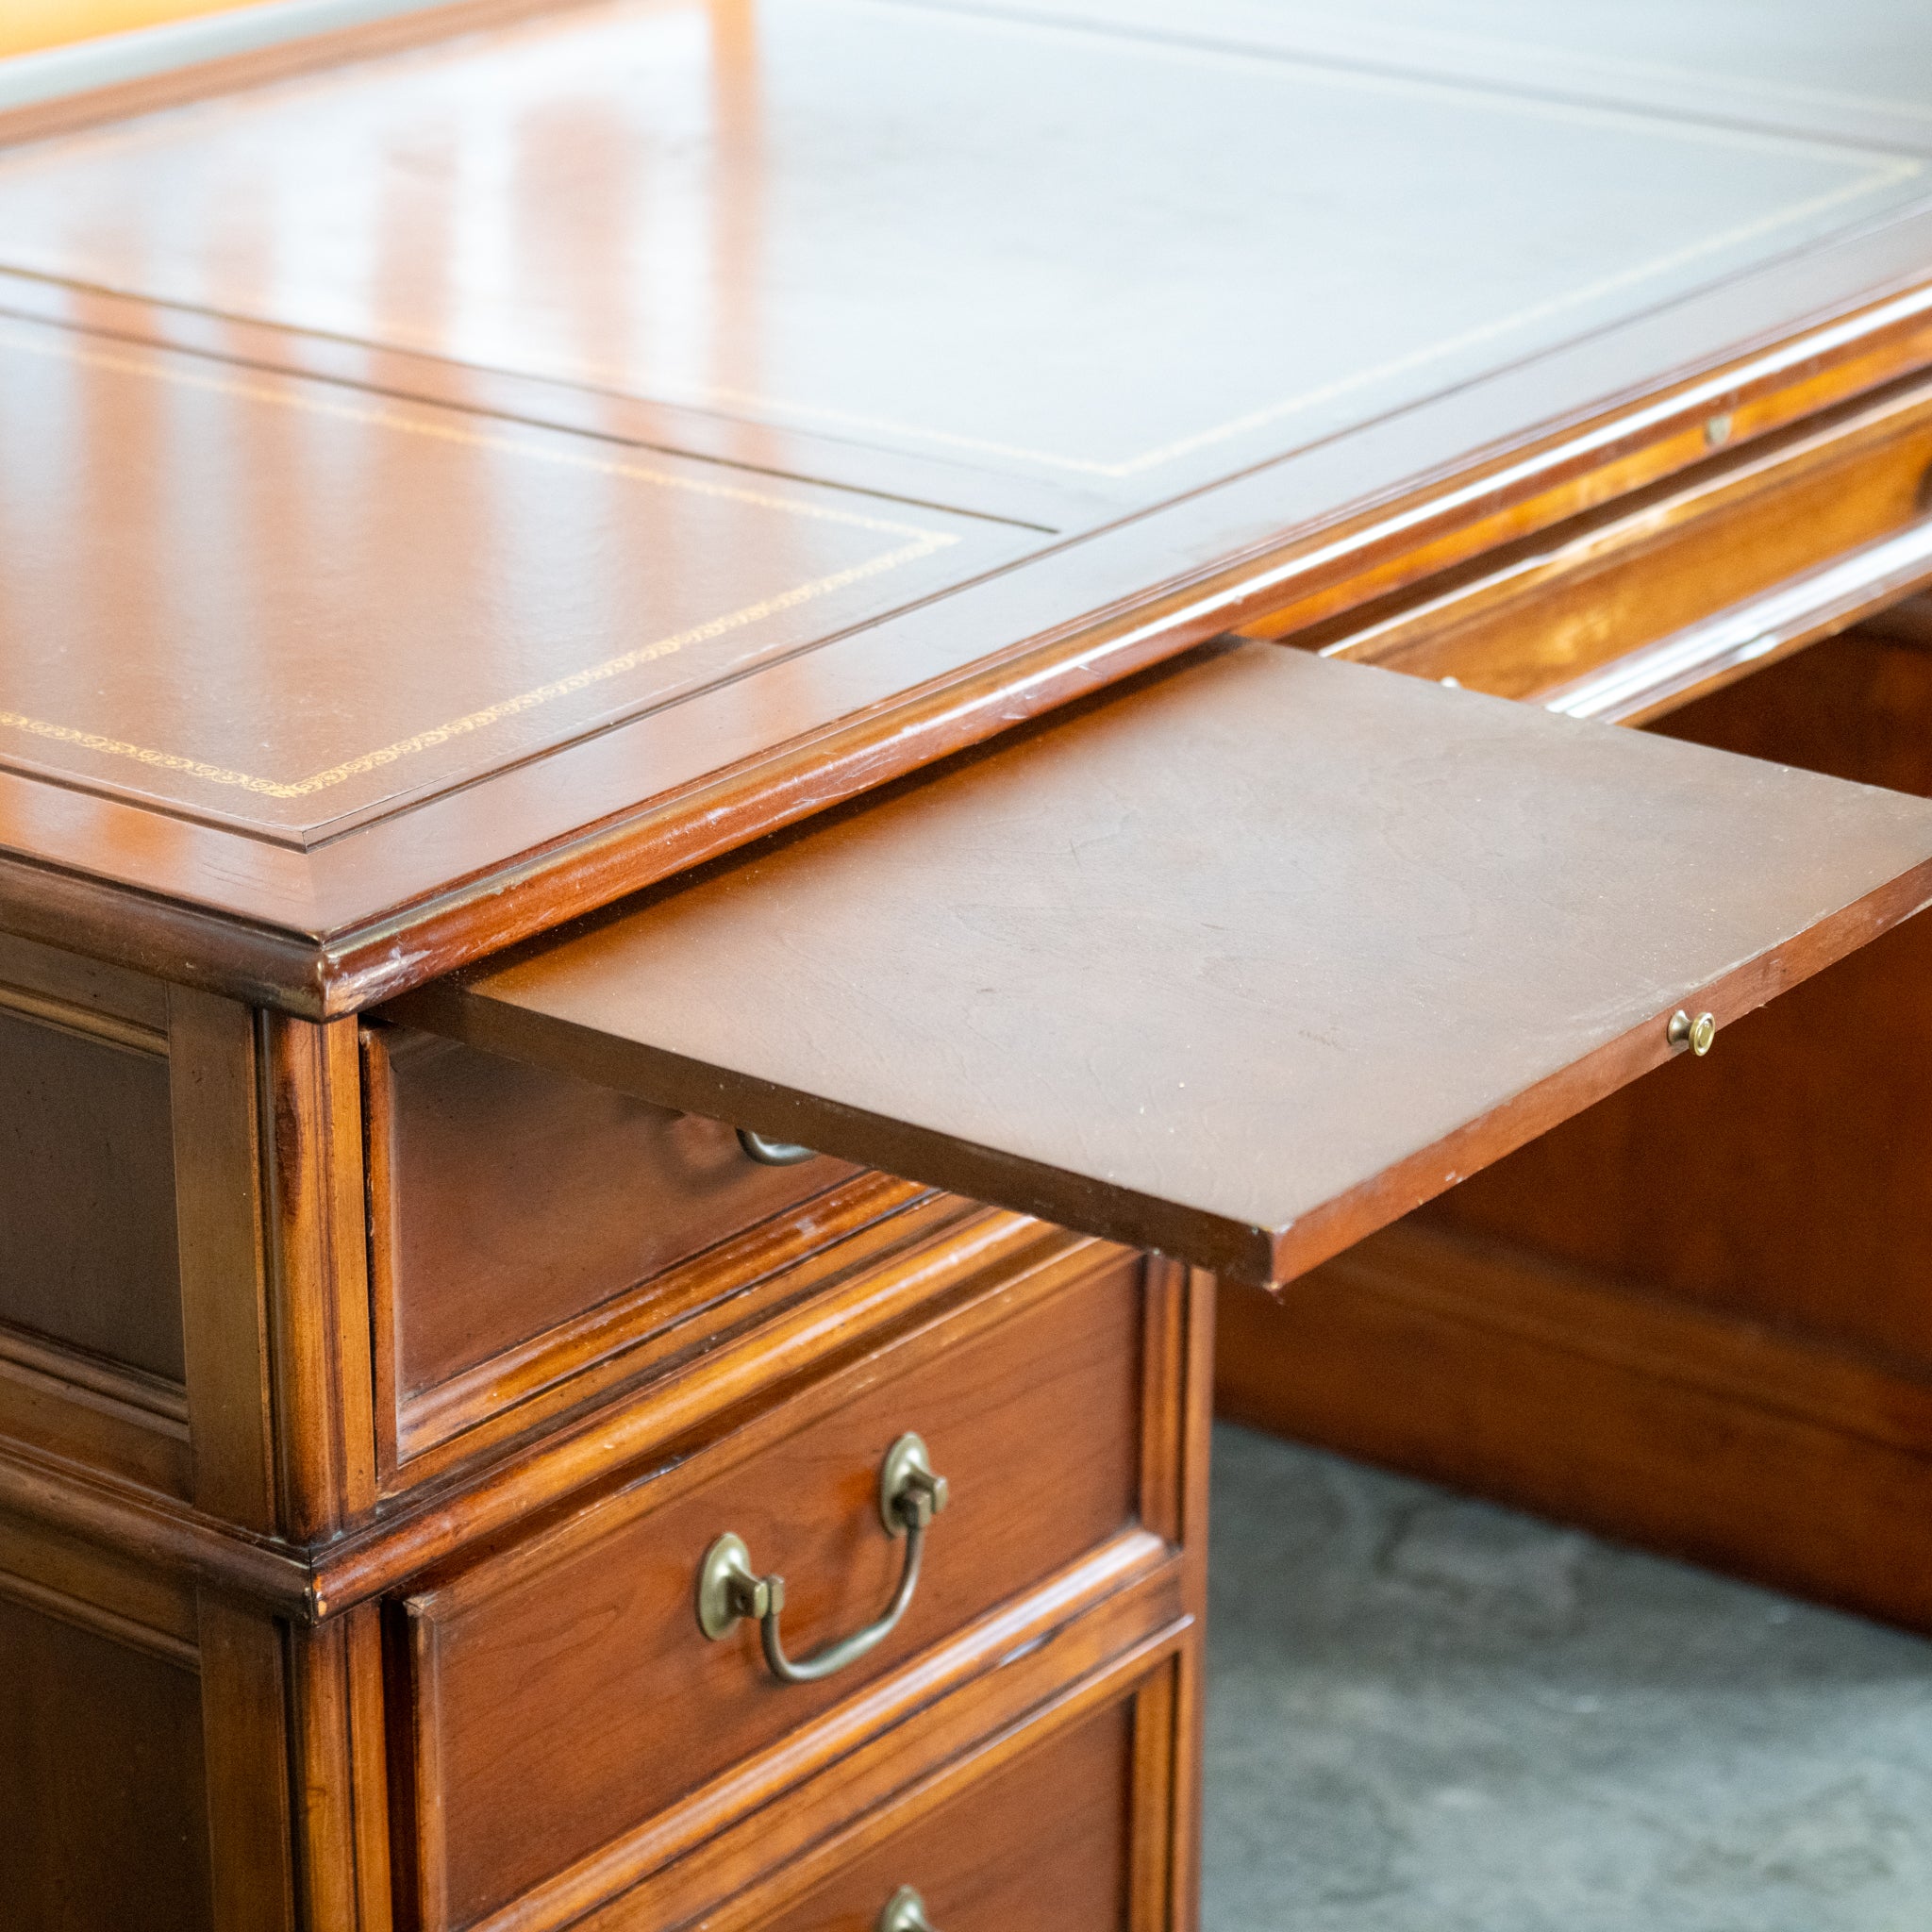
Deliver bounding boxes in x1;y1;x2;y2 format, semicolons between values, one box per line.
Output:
1667;1008;1718;1057
695;1433;949;1685
877;1887;939;1932
736;1125;819;1166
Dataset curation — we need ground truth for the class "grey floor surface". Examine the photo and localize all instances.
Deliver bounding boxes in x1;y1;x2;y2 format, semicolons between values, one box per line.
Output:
1204;1424;1932;1932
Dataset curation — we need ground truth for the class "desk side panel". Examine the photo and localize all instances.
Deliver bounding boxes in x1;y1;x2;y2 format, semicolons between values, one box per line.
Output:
0;1543;215;1932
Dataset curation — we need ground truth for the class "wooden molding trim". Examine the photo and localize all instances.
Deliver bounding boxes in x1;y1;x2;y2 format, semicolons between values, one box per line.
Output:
1539;519;1932;724
0;1323;191;1497
0;979;167;1056
285;1603;393;1932
0;1215;1116;1623
258;1011;379;1541
1168;1265;1214;1930
0;1483;202;1654
0;1322;187;1424
1217;1220;1932;1629
0;1440;315;1613
0;1563;199;1669
0;930;170;1039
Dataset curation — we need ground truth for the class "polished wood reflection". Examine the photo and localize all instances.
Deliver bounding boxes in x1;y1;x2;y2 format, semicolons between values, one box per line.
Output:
0;0;257;58
0;313;1025;832
0;0;1917;492
1;1;1931;996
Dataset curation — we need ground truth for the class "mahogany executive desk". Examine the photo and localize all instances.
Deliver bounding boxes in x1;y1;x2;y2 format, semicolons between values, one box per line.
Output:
8;2;1932;1926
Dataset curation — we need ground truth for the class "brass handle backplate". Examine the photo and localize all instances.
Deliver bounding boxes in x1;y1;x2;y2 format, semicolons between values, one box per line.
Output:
877;1887;939;1932
695;1433;950;1686
736;1126;818;1166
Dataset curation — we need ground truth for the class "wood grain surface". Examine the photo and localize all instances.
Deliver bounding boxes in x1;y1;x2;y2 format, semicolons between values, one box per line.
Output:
753;1696;1134;1932
6;0;1915;501
0;1590;214;1931
367;1025;854;1399
398;1247;1147;1928
405;643;1932;1285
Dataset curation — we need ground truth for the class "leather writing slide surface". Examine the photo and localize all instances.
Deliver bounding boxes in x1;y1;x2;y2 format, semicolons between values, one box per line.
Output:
391;644;1932;1286
7;0;1932;974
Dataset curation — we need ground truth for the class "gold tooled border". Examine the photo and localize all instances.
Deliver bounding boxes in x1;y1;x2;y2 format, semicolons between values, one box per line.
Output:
0;323;960;801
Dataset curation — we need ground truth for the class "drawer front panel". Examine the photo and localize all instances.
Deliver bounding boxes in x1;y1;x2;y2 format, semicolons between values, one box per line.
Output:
367;1026;857;1400
402;1244;1152;1930
758;1695;1135;1932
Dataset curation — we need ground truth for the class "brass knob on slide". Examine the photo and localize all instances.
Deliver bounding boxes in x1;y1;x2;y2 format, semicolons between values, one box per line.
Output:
1667;1008;1718;1057
695;1433;950;1684
876;1888;939;1931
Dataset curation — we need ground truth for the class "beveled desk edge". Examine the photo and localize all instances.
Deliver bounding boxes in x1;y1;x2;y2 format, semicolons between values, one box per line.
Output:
8;208;1932;1012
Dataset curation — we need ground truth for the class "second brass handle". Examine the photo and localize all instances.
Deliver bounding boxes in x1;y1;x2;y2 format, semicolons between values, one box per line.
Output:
695;1433;950;1686
736;1126;818;1166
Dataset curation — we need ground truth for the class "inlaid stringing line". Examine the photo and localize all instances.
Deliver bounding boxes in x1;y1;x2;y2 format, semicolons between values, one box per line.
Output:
0;322;960;798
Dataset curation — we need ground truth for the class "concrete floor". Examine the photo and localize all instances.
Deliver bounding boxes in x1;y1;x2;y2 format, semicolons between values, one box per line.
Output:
1204;1424;1932;1932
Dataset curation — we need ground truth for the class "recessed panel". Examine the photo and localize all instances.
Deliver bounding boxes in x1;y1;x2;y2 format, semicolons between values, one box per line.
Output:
0;1002;181;1380
0;1591;213;1932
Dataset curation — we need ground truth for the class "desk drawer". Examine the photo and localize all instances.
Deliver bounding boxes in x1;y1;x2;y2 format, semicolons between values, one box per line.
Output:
749;1690;1139;1932
364;1024;870;1471
394;1237;1170;1932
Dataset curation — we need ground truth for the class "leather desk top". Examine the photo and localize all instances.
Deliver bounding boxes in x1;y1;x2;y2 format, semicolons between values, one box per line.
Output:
3;0;1932;1010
